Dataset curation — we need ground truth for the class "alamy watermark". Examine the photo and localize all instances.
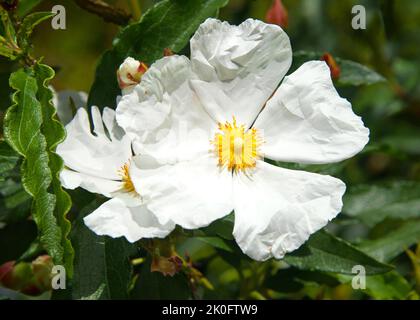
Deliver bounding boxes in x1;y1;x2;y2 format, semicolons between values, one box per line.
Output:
351;5;367;30
351;265;366;290
51;5;66;30
51;265;66;290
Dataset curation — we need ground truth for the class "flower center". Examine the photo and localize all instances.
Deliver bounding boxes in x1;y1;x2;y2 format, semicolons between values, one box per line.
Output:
118;161;136;193
212;117;262;172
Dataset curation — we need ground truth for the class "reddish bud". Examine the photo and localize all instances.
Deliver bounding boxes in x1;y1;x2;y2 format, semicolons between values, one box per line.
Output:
31;255;53;291
0;261;15;286
151;255;183;277
321;52;341;80
266;0;289;28
163;48;174;56
117;57;148;93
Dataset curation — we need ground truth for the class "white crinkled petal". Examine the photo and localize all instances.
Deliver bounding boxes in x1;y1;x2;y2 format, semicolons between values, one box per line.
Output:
116;55;217;165
60;168;121;197
83;198;175;242
190;18;292;128
254;61;370;164
57;107;132;181
233;160;345;261
129;154;234;229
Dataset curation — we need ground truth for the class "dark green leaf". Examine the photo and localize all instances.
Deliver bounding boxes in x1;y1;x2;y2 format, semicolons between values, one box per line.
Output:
0;140;19;180
267;268;340;293
195;236;234;253
0;174;31;223
0;220;37;264
284;230;392;275
71;200;136;300
88;0;229;109
292;51;386;86
343;181;420;226
130;258;192;299
200;213;234;240
358;220;420;263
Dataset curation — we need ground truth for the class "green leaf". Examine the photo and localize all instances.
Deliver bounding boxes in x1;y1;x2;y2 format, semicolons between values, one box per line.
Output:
343;181;420;226
0;71;13;111
0;8;19;60
292;51;386;86
0;140;19;180
284;230;393;275
195;236;234;253
0;8;16;40
337;271;413;300
17;12;54;51
32;63;74;277
88;0;229;109
200;213;234;240
2;66;73;275
0;220;37;264
70;200;136;300
266;268;340;293
130;258;192;299
0;177;31;223
358;220;420;263
3;68;64;268
17;0;44;17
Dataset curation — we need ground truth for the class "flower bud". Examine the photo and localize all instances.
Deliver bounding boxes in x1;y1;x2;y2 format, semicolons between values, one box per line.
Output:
163;48;174;56
321;52;341;80
266;0;288;29
32;255;53;292
0;261;15;286
117;57;148;93
151;255;183;277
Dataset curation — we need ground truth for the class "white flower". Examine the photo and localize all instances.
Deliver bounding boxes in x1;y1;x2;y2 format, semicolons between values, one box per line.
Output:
117;57;148;94
56;106;174;242
116;18;369;261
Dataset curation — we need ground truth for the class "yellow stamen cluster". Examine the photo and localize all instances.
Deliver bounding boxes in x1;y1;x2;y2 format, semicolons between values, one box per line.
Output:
118;161;136;193
212;118;262;172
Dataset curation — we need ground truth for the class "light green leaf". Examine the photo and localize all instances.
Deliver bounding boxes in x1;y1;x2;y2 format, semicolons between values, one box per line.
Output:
2;67;73;274
33;63;74;277
88;0;229;109
284;230;393;275
337;271;413;300
17;0;44;17
0;8;20;60
292;51;386;86
4;68;64;267
358;220;420;263
343;181;420;226
17;12;54;50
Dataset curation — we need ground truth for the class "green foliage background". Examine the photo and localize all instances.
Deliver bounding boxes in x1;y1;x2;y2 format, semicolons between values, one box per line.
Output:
0;0;419;300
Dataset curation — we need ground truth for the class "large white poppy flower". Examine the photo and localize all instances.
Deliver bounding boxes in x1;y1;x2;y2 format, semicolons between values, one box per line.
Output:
56;106;174;242
116;18;369;260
